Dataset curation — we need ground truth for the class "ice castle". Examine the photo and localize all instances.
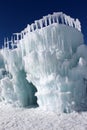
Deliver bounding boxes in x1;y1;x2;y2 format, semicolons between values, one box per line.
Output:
0;12;87;113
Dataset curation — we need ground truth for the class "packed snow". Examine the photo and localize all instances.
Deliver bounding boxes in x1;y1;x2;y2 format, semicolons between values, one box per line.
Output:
0;103;87;130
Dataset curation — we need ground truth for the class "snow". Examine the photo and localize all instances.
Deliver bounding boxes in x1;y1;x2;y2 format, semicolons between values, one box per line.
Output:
0;103;87;130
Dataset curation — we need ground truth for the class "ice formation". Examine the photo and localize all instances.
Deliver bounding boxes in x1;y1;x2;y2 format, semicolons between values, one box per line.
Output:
0;12;87;112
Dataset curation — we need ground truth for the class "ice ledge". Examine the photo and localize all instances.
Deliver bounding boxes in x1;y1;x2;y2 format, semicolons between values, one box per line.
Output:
26;12;81;33
3;12;81;49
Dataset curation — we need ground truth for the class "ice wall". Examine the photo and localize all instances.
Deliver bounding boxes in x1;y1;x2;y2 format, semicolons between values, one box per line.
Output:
0;48;37;106
0;12;87;112
22;24;87;112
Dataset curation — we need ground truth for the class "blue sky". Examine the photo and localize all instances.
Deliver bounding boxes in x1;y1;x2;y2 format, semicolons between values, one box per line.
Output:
0;0;87;47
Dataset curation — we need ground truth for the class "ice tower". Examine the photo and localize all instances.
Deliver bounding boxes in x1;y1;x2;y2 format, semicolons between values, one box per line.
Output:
0;12;87;112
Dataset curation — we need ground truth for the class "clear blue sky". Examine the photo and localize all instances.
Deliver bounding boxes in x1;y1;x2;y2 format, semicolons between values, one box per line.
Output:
0;0;87;48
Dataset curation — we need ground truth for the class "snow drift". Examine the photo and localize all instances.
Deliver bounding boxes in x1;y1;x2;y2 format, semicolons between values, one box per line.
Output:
0;12;87;113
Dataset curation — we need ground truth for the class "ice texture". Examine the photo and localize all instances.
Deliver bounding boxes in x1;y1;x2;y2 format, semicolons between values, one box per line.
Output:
0;12;87;112
1;48;37;107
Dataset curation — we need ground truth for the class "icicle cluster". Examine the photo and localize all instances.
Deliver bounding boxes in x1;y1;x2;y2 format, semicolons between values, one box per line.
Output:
1;12;87;113
3;12;81;49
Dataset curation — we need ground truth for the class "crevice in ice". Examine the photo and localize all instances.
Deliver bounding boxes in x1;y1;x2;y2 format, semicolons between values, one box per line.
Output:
13;69;38;107
0;68;38;107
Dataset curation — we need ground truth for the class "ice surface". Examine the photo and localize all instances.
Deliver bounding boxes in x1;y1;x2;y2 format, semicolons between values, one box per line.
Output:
0;48;37;107
0;12;87;113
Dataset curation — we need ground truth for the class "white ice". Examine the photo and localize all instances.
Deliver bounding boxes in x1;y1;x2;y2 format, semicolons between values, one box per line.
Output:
0;12;87;113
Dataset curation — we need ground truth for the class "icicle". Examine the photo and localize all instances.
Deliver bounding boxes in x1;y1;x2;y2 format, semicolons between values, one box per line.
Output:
11;36;14;49
43;16;47;26
72;19;75;28
60;13;64;24
21;31;24;39
64;15;66;24
30;23;34;32
70;18;73;27
74;20;77;30
27;24;31;33
4;38;7;48
68;16;72;26
52;15;55;23
56;15;59;23
66;16;70;26
17;33;19;41
53;13;57;23
66;16;69;26
13;35;16;45
6;37;9;49
35;20;38;29
70;17;74;27
68;16;71;26
48;14;52;25
76;19;81;31
72;18;75;27
13;33;20;44
39;19;43;28
73;21;76;28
